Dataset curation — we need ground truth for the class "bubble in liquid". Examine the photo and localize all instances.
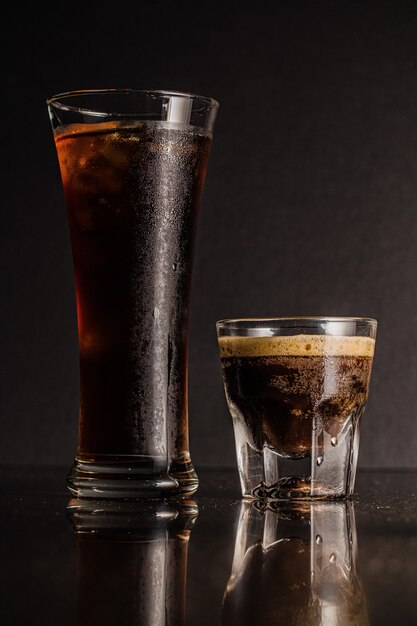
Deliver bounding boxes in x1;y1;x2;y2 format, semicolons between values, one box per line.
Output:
331;436;338;447
329;553;336;563
316;534;323;545
317;456;324;466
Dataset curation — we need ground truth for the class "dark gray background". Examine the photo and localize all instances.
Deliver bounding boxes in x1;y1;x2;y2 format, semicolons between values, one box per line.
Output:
2;1;417;468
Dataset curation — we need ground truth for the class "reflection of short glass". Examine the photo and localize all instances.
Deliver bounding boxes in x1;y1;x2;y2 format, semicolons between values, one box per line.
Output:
68;499;197;626
217;317;377;499
222;501;368;625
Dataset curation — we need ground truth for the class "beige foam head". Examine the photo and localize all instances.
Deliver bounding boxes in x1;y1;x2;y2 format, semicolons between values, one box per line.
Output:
218;334;375;358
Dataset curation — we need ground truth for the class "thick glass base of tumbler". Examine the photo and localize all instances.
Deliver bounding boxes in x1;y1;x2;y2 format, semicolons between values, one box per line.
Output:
248;477;350;501
67;455;198;499
235;420;360;501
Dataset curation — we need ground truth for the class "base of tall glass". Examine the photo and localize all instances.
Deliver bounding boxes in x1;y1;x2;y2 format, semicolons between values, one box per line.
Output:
67;455;198;499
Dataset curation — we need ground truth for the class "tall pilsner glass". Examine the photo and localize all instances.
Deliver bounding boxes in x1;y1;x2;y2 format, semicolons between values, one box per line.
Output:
48;89;218;498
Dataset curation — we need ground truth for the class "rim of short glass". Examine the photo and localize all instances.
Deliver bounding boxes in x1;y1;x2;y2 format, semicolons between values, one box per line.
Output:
46;88;220;117
216;316;378;329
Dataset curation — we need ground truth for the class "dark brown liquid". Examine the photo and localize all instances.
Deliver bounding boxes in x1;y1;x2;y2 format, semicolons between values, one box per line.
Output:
221;354;373;457
55;122;211;458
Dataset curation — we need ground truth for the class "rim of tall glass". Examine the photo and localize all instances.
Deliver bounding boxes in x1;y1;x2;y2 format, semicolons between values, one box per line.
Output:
46;88;219;117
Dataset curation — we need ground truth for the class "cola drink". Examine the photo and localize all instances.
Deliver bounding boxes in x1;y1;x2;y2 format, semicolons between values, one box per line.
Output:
217;318;377;499
49;90;218;497
219;334;374;457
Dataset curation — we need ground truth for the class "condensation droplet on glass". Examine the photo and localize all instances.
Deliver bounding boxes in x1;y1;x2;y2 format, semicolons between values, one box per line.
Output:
331;436;338;447
315;534;322;545
317;456;323;466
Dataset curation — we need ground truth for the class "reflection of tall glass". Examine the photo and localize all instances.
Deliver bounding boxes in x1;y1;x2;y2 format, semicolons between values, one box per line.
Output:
48;90;218;497
68;499;197;626
223;501;368;625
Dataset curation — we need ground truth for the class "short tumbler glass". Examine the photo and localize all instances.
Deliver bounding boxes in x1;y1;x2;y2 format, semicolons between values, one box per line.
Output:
217;317;377;500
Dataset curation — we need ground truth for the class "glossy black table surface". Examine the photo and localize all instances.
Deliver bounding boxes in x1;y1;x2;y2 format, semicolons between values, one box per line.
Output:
1;467;416;625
